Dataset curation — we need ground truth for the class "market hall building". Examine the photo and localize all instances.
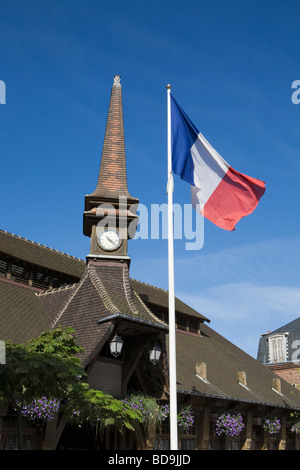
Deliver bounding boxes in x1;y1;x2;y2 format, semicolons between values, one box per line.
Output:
1;76;300;451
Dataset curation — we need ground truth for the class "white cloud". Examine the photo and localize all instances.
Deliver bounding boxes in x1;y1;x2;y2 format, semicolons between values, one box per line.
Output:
178;283;300;324
174;236;300;289
177;282;300;358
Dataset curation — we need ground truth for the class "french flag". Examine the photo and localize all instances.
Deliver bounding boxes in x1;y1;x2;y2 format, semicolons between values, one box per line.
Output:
171;95;266;231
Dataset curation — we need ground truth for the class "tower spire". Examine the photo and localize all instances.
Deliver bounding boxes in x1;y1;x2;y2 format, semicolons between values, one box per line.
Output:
86;75;138;204
83;76;139;259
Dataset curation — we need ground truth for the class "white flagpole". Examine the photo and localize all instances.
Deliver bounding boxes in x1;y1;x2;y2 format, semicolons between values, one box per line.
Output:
166;84;178;450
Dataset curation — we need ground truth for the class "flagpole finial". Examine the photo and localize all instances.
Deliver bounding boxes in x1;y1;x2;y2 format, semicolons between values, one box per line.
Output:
166;84;172;90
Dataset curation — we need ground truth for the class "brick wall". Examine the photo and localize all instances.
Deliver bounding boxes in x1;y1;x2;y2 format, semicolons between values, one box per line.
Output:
268;364;300;390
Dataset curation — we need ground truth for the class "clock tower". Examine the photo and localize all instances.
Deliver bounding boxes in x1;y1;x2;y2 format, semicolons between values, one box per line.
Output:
83;75;139;264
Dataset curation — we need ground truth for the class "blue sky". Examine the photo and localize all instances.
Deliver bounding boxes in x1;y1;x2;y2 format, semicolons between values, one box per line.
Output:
0;0;300;358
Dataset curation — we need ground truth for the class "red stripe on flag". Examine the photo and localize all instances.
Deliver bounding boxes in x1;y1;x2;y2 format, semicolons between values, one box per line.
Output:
201;166;266;231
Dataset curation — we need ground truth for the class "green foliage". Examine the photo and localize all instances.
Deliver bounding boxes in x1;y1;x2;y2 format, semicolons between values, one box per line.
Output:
122;394;159;428
63;383;142;433
26;326;84;359
121;395;195;433
0;327;86;407
0;327;142;442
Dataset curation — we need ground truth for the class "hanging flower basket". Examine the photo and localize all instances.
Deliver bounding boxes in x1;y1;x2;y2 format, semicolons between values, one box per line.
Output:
215;412;245;437
20;396;60;422
156;403;170;422
122;395;159;425
262;417;281;435
290;421;300;435
177;405;195;432
122;396;195;432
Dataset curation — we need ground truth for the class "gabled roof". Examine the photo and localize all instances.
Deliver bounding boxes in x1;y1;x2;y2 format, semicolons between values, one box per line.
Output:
36;261;167;367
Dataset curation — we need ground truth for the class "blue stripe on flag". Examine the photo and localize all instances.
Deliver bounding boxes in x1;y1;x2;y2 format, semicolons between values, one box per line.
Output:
170;95;199;187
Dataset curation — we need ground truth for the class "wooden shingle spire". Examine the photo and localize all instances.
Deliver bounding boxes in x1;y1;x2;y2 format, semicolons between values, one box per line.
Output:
83;75;139;238
91;75;136;200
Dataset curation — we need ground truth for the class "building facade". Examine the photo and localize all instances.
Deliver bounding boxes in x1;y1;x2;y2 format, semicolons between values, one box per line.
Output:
257;318;300;389
1;76;300;450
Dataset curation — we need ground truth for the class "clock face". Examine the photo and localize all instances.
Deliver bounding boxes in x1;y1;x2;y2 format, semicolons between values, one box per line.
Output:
97;229;121;251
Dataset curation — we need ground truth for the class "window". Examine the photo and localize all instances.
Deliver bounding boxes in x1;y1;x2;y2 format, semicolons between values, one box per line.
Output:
251;424;262;450
0;258;7;277
208;439;220;450
1;413;38;450
32;269;50;289
180;438;195;450
179;421;196;450
154;438;169;450
269;334;287;363
227;440;240;450
10;260;30;285
267;440;278;450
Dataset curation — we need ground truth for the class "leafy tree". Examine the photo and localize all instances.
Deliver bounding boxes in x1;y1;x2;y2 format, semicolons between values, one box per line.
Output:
0;327;141;449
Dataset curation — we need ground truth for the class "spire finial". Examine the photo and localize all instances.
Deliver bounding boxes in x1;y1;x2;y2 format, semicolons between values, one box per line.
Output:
114;75;121;86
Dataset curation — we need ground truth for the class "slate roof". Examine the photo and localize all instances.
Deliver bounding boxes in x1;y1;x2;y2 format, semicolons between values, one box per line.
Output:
257;317;300;364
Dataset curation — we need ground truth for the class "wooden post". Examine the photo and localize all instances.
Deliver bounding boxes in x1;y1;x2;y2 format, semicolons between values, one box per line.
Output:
241;410;253;450
279;414;286;450
199;407;211;449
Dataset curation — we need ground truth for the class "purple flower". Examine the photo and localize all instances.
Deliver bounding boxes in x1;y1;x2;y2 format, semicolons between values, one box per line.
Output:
215;412;245;437
263;417;281;435
20;396;60;422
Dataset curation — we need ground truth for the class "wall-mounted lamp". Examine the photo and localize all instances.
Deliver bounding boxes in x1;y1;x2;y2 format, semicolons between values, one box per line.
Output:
109;334;124;358
149;344;162;365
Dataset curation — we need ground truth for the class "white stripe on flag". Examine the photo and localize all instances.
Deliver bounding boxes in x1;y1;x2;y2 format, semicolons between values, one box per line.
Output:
190;132;229;204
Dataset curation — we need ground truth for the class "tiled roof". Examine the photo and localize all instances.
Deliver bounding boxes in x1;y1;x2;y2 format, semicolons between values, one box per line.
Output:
37;261;167;367
130;278;210;322
0;230;299;410
0;278;50;343
1;263;300;410
0;230;85;278
174;324;300;410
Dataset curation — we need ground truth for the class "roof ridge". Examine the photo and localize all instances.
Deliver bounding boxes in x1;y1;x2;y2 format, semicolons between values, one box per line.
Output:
130;277;168;293
0;229;85;263
50;270;89;327
88;265;120;315
35;283;78;296
130;276;209;322
132;290;168;327
122;265;139;316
